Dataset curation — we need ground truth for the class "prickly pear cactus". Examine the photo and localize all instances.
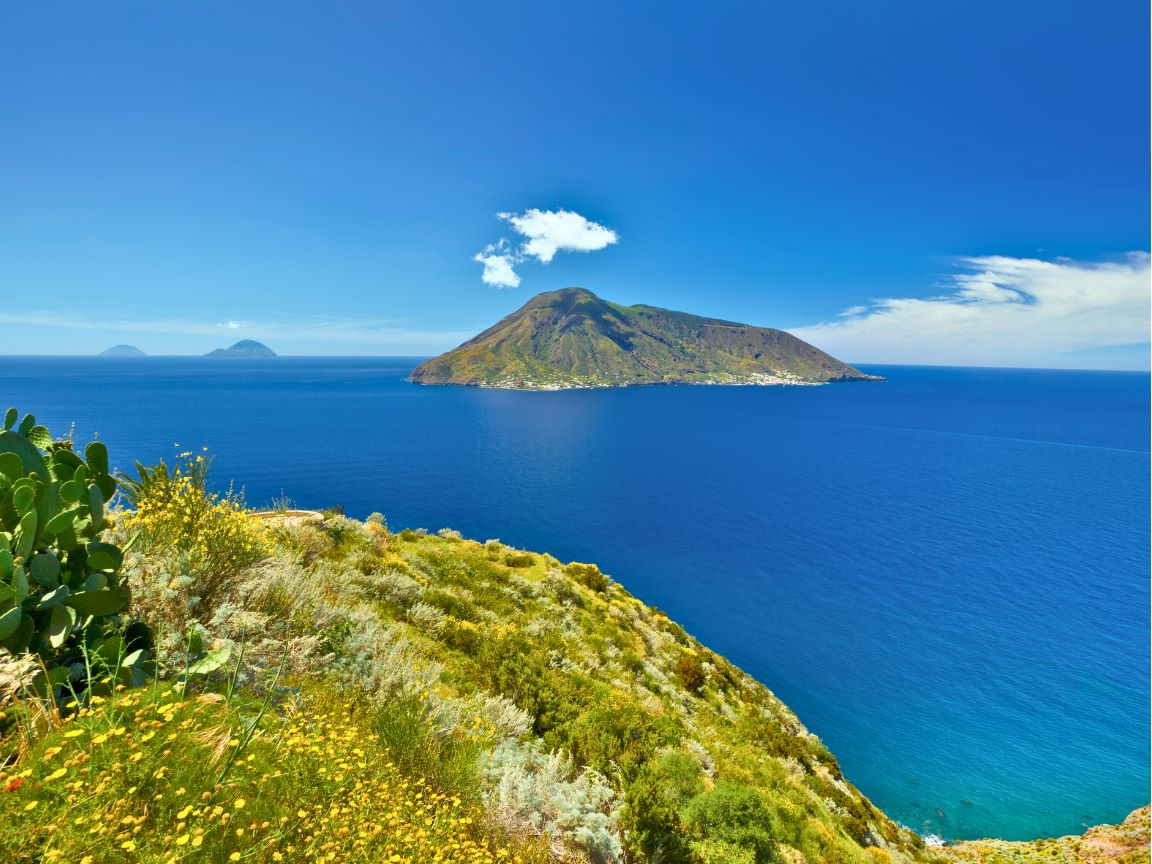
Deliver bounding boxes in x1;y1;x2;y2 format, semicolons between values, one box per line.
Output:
0;408;151;698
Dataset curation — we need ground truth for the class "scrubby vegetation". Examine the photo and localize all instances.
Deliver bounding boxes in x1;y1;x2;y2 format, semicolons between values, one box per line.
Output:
0;410;1144;863
945;807;1149;864
0;684;531;863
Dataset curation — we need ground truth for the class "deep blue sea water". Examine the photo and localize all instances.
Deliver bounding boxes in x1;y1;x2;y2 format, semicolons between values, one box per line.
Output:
1;357;1147;841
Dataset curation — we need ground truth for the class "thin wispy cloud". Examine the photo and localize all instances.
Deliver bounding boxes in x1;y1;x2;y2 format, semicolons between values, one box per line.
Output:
790;253;1151;367
473;208;619;288
0;312;472;347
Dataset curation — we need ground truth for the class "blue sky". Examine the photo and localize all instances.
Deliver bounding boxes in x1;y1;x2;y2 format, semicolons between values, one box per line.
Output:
1;1;1148;367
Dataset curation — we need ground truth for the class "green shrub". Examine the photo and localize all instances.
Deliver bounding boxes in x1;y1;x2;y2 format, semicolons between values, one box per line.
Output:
0;409;149;698
504;551;534;568
425;587;477;621
674;652;707;694
374;568;423;608
545;572;584;606
621;751;706;863
655;751;707;804
662;616;691;644
474;631;584;736
710;653;746;694
621;762;692;864
684;782;776;863
560;691;679;778
566;561;609;592
441;616;482;654
737;705;828;765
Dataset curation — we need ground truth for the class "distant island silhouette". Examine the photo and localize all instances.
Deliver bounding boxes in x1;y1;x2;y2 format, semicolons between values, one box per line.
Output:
204;339;276;358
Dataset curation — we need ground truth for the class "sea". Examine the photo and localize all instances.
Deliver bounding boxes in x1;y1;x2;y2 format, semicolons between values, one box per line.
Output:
2;356;1147;842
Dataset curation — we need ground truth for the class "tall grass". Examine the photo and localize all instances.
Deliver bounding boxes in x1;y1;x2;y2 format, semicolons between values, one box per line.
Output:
370;690;485;801
0;683;536;863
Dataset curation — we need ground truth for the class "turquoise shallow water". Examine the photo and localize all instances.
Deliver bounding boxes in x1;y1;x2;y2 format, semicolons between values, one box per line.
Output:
2;358;1147;840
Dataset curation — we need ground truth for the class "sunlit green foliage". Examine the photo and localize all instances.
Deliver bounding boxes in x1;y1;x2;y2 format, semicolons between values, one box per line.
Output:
0;409;148;700
0;684;538;863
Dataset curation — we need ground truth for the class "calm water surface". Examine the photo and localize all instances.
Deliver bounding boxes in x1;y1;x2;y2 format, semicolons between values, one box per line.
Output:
2;357;1147;841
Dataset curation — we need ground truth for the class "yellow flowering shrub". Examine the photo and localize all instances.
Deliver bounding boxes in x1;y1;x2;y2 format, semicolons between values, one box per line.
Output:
0;685;535;863
120;453;267;623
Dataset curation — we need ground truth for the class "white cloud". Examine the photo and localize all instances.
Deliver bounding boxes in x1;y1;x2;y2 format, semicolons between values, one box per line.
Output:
498;208;619;264
790;253;1151;368
473;240;521;289
473;208;618;287
217;320;247;330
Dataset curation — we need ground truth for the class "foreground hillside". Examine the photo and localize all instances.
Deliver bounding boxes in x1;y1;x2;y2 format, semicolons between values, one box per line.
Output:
410;287;878;389
0;416;1144;863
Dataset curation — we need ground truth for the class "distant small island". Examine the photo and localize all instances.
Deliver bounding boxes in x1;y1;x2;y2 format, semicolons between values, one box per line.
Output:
99;344;146;357
411;287;881;390
204;339;277;358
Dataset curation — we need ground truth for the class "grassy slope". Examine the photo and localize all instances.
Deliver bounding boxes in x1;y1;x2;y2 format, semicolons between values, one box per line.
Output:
409;288;875;388
269;520;937;863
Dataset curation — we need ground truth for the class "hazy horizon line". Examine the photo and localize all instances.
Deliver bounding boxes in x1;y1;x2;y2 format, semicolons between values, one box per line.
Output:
2;353;1148;374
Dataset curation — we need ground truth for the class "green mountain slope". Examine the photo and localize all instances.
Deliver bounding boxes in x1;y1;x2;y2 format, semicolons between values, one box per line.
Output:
410;287;880;389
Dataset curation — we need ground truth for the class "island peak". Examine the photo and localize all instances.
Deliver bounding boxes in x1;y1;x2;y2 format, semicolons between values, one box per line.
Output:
411;288;880;389
204;339;277;358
